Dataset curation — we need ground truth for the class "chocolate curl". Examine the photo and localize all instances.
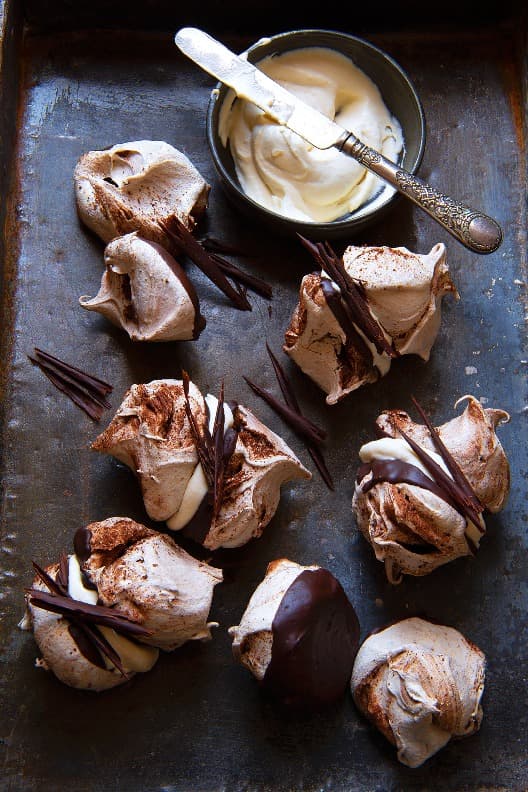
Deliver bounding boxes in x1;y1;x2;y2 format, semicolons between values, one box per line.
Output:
26;589;153;638
182;370;214;488
29;561;141;677
200;237;273;299
265;344;334;490
160;218;252;311
398;429;482;552
181;372;238;525
244;377;326;446
411;396;485;519
297;235;397;359
29;348;113;422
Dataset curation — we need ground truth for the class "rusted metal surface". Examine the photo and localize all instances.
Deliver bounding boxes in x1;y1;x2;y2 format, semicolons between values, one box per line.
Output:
0;10;527;791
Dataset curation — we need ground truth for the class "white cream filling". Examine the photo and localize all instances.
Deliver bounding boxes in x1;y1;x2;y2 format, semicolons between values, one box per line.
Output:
68;554;158;672
68;555;98;605
167;394;234;531
359;437;449;478
359;437;483;544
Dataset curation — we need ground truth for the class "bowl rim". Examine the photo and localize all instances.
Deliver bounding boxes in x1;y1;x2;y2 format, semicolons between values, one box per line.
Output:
206;28;426;231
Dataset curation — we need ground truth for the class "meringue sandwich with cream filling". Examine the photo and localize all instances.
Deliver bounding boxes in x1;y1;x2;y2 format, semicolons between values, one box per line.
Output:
229;558;360;707
21;517;222;691
92;378;311;550
80;232;206;342
74;140;209;249
284;243;458;405
352;395;510;582
351;617;486;767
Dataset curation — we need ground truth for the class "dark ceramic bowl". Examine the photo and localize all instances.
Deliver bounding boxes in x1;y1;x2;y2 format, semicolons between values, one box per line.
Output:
206;29;425;239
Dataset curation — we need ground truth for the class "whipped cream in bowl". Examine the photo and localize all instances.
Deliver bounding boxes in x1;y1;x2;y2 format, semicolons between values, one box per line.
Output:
207;30;425;238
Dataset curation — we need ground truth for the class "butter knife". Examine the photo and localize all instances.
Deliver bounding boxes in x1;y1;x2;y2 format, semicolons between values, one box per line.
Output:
175;27;502;254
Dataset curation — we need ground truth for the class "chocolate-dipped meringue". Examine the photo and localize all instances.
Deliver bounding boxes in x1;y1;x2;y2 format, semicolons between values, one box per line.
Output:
351;618;486;767
229;559;360;707
79;233;205;341
352;396;510;582
284;243;457;405
74;140;209;247
92;380;310;550
21;517;222;691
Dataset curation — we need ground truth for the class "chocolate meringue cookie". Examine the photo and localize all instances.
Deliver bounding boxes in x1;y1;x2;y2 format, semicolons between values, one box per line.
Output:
284;243;457;405
74;140;209;247
20;517;222;691
79;233;205;341
229;558;360;707
351;617;486;767
352;396;510;582
92;380;310;550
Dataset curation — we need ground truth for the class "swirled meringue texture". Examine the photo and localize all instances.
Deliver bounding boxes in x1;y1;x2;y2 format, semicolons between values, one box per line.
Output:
74;140;209;247
20;518;222;691
219;48;403;222
351;618;486;767
91;380;310;550
352;396;510;582
229;558;360;707
79;233;205;341
284;243;458;405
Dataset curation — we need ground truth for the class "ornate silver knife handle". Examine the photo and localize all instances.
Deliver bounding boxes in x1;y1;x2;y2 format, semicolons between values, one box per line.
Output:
339;133;502;254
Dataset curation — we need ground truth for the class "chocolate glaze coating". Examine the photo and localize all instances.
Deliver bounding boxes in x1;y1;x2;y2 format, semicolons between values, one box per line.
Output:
264;568;359;708
74;526;92;563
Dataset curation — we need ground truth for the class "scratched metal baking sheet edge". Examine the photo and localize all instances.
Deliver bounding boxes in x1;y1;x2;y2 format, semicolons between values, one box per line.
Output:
0;13;527;792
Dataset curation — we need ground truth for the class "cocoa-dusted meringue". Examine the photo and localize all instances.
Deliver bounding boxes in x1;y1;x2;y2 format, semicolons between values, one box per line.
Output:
229;558;360;707
351;617;486;767
284;243;457;405
20;517;222;691
74;140;209;247
79;233;205;342
352;396;510;582
92;380;310;550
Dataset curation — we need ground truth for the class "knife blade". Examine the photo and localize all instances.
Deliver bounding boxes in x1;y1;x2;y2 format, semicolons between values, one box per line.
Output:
174;27;346;151
174;27;503;254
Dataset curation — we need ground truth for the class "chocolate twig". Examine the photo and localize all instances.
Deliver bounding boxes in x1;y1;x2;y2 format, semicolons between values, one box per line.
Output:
411;396;484;516
399;428;483;546
297;235;397;359
26;589;153;638
182;371;238;524
29;348;113;422
244;377;326;446
33;348;112;394
265;344;334;490
160;218;252;311
211;253;273;299
29;559;149;677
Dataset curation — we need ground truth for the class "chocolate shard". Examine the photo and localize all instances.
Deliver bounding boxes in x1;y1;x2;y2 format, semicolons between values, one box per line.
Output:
159;217;252;311
297;235;397;359
26;589;152;638
399;428;483;543
33;348;112;394
29;348;113;422
360;458;460;513
211;253;273;300
265;344;334;490
411;396;484;515
181;372;239;528
244;377;326;446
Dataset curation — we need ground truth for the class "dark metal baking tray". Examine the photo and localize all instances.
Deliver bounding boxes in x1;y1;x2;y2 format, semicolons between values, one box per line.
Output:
1;4;527;790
